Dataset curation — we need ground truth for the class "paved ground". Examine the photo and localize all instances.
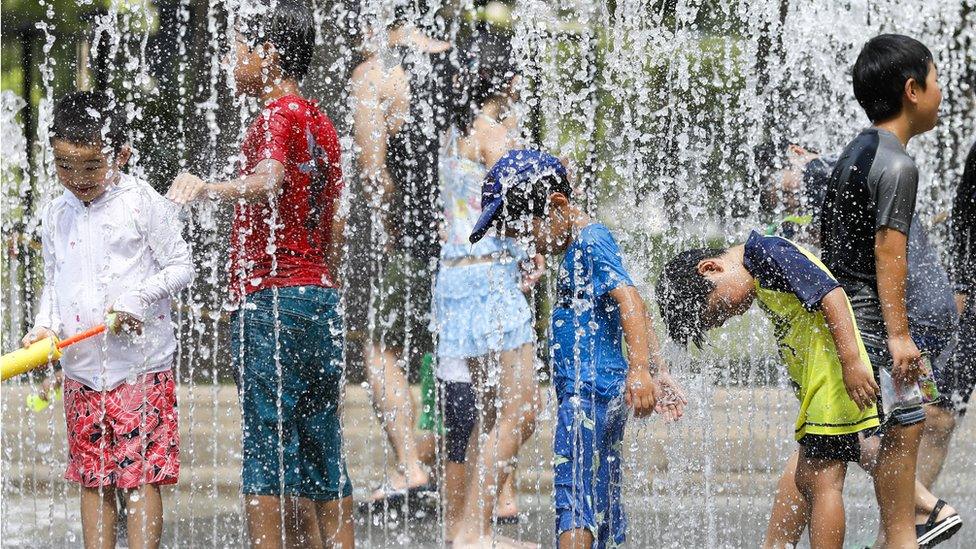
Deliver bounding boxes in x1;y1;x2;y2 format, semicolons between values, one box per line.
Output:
2;383;974;547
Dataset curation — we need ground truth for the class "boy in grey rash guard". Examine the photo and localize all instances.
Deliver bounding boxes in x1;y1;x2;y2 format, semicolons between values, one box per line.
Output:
819;34;951;548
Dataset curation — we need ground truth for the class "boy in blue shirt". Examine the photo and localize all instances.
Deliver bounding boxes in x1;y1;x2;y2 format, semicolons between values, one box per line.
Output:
470;150;686;548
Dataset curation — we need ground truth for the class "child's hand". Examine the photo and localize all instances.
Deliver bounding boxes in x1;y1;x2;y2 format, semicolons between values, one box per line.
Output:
22;327;56;348
520;254;545;293
888;334;923;383
38;371;64;401
625;367;659;418
166;172;208;205
653;370;688;421
107;308;143;336
842;360;881;411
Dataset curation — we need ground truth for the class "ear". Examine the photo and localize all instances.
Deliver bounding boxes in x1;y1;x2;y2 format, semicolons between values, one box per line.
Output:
116;145;131;168
697;258;724;276
549;192;570;209
904;77;920;106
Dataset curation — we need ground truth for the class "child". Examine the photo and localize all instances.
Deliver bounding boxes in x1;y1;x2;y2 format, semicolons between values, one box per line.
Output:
165;1;353;546
819;34;944;547
22;91;193;549
469;150;686;549
657;233;883;547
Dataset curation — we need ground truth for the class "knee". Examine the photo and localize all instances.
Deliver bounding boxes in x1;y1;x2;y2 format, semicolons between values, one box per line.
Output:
925;406;957;436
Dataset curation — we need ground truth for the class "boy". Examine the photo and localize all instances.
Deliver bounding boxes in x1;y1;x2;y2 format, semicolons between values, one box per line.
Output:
22;91;193;549
166;1;352;546
469;150;686;549
819;33;943;547
656;232;881;547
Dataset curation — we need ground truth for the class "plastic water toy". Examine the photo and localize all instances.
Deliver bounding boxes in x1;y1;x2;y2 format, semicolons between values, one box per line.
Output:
0;324;107;382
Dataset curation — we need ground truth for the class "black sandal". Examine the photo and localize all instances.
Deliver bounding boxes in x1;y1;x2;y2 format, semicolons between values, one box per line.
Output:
916;499;962;548
357;483;438;517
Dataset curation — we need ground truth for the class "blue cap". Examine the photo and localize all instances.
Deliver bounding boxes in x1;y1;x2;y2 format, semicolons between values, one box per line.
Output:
469;150;568;243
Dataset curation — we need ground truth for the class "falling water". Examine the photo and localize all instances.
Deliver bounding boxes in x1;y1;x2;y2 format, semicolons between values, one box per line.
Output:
1;0;974;547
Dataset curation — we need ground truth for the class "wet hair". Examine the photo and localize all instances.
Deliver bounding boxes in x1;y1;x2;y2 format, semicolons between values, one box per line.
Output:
50;91;128;153
505;173;572;223
447;32;517;134
241;0;315;81
853;34;934;123
655;247;728;347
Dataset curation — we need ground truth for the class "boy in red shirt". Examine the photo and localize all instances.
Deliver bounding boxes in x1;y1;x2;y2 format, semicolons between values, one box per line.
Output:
166;1;351;546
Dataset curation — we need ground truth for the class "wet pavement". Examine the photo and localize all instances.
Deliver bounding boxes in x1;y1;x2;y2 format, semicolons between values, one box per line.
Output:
2;384;973;547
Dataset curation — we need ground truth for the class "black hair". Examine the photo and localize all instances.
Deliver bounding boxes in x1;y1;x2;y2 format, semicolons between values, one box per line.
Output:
241;0;315;81
446;31;516;134
655;247;727;347
853;34;934;123
491;170;572;236
50;91;128;153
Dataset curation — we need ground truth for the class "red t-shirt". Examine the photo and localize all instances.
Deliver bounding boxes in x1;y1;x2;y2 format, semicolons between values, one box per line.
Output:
228;94;343;298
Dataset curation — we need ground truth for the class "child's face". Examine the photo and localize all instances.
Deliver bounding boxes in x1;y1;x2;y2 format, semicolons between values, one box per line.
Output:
231;33;272;96
52;139;128;203
502;194;574;255
697;257;755;330
910;62;942;133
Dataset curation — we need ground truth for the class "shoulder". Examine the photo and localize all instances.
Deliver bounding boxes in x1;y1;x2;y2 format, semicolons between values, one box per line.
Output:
580;223;618;247
351;56;405;97
37;194;69;226
876;133;918;181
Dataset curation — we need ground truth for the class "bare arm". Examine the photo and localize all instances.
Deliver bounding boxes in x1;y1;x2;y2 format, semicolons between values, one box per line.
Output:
350;62;396;206
166;159;286;205
820;287;880;409
609;285;658;417
875;227;922;380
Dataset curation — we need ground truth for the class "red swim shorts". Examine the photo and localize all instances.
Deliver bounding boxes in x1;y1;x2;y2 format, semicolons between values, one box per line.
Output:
63;370;180;489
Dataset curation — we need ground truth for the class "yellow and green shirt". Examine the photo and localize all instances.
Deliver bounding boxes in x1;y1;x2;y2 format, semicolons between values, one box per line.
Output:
743;231;879;440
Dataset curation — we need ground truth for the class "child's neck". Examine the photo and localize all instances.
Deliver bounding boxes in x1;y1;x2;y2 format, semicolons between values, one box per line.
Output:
874;115;915;148
260;79;301;104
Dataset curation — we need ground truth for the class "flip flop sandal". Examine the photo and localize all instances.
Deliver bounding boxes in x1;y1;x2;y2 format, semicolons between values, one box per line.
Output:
357;483;438;517
494;513;521;525
916;499;962;548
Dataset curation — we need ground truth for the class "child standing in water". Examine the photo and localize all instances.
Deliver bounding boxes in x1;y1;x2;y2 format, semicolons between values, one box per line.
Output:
433;34;542;546
469;150;685;549
657;233;882;547
166;1;352;546
23;91;193;549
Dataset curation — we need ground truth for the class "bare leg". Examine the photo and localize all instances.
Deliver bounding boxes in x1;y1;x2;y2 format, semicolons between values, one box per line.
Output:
558;528;594;549
794;453;847;548
496;471;519;519
870;423;924;548
443;461;470;541
123;484;163;549
81;487;117;549
284;498;324;549
764;451;807;548
454;344;538;545
416;430;437;470
917;406;957;489
365;344;427;494
315;496;355;549
245;495;287;548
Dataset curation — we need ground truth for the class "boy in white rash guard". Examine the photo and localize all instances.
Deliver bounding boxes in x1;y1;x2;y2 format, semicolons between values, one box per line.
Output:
22;91;193;549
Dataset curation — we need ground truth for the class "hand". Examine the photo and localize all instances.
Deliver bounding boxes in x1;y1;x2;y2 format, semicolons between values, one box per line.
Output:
653;370;688;421
38;371;64;401
520;254;545;293
841;360;880;411
107;307;143;336
166;172;208;205
625;367;659;418
887;334;923;383
22;327;56;348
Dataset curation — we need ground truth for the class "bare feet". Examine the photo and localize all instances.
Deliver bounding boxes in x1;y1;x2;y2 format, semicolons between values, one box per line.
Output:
369;467;430;502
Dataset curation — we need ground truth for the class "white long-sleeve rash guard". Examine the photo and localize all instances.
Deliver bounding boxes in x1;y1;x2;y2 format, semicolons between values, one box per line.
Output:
33;173;194;390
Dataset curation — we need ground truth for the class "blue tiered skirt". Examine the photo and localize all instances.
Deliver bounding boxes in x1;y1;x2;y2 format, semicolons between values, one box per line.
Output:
431;260;534;359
